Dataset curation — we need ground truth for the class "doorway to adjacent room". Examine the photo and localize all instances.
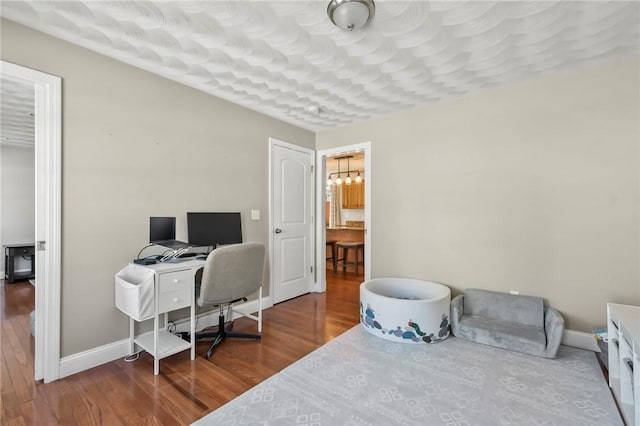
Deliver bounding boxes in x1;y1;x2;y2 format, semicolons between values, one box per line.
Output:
1;60;62;383
315;142;371;294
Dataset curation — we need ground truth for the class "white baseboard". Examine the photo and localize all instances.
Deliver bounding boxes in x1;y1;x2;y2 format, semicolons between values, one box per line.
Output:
0;269;29;277
58;296;273;378
59;338;130;379
561;329;599;352
1;269;31;279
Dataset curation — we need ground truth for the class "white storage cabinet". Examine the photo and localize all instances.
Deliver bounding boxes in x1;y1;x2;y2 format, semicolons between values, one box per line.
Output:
607;303;640;426
116;261;202;375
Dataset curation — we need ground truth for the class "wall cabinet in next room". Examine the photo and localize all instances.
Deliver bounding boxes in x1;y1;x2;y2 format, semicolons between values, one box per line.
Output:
342;181;365;209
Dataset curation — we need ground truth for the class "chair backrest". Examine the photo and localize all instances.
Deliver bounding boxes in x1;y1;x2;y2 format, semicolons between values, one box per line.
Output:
197;242;266;308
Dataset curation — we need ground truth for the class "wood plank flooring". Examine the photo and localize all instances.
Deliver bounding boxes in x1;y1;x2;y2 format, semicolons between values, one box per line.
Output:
1;269;362;425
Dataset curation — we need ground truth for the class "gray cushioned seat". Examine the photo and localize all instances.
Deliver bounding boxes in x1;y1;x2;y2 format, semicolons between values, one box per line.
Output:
455;315;547;355
451;288;564;358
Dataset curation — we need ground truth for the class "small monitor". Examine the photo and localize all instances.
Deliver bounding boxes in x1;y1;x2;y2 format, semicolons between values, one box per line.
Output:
187;212;242;248
149;217;175;243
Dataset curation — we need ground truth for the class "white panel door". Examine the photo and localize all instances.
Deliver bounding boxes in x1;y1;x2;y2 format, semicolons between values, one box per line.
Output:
271;140;313;304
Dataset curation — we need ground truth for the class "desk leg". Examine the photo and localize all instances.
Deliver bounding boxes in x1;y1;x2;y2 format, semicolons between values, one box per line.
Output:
190;295;195;360
153;314;159;375
129;317;135;355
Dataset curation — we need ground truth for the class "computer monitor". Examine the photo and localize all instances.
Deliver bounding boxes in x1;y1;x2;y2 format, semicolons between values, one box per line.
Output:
187;212;242;248
149;217;175;243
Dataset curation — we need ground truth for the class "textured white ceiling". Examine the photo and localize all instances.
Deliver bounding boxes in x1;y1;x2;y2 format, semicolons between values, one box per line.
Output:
1;1;639;131
0;77;35;148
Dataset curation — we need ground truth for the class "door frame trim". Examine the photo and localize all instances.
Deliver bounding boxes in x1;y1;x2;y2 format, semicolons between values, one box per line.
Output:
268;137;316;303
314;142;371;292
1;60;62;382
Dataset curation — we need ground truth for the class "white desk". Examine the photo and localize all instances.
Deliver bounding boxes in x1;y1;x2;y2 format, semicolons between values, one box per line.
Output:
115;259;205;375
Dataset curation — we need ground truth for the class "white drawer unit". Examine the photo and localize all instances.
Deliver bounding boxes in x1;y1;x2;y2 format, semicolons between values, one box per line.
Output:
607;303;640;426
157;269;192;312
115;260;205;375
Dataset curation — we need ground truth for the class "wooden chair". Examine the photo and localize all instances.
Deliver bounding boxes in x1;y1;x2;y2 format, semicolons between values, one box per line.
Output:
326;240;338;273
336;241;364;277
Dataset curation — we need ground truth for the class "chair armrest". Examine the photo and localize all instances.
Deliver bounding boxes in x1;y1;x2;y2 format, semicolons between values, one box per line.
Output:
450;295;464;336
543;307;565;358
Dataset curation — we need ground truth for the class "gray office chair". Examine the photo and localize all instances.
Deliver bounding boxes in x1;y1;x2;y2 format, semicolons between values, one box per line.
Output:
196;242;265;359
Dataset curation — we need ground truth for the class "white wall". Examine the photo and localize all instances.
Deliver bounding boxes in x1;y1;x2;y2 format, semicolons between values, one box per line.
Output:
317;57;640;332
0;144;35;274
342;209;364;223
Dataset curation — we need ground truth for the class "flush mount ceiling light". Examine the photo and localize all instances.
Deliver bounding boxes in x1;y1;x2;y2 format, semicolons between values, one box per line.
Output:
305;105;321;114
327;0;375;31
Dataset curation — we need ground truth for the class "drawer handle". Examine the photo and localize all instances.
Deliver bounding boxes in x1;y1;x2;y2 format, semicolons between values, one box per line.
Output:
173;298;179;303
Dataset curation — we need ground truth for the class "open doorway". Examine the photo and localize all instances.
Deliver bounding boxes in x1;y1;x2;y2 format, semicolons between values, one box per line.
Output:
1;60;62;383
315;142;371;294
1;78;36;277
1;75;37;382
325;152;365;277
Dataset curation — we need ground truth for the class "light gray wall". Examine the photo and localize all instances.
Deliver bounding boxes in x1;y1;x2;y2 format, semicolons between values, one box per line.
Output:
0;145;35;273
1;19;314;356
317;57;640;332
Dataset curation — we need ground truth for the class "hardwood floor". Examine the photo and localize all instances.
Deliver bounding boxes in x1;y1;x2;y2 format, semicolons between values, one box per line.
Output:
1;269;362;425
